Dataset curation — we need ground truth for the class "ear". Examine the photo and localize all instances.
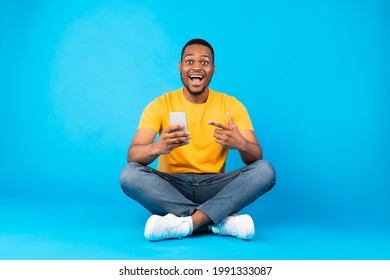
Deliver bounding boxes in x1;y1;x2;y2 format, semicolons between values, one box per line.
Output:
213;65;216;74
178;62;182;72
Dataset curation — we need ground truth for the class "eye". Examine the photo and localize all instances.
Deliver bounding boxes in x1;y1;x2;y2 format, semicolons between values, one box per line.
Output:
201;61;209;66
186;60;193;65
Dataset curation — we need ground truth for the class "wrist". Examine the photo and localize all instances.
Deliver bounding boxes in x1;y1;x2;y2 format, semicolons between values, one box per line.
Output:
150;142;161;157
238;138;249;152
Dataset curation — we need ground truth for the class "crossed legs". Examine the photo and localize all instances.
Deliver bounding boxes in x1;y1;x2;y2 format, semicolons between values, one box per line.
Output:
119;160;276;240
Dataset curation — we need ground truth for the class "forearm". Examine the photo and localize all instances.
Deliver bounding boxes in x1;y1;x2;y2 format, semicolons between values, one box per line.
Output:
127;143;160;165
238;140;263;165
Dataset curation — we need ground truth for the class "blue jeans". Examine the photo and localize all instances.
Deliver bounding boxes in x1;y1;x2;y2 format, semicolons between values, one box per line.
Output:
119;160;276;224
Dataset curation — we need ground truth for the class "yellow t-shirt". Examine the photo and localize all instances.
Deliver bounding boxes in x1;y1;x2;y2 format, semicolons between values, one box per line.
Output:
139;88;254;173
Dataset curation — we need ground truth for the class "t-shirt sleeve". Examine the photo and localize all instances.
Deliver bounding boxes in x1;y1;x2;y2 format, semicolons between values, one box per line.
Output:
138;99;162;133
229;97;254;131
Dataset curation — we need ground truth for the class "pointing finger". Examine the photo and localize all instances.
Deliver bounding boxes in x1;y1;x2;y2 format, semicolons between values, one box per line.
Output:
208;121;229;130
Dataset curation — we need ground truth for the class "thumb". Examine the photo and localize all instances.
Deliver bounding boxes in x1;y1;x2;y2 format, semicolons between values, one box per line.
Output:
227;112;235;126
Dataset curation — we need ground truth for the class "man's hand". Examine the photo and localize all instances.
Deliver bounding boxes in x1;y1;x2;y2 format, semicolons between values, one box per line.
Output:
155;124;191;155
208;112;263;164
208;113;247;151
127;125;191;165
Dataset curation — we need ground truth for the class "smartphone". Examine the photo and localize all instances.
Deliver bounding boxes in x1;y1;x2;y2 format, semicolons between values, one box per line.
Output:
170;112;189;143
169;112;188;131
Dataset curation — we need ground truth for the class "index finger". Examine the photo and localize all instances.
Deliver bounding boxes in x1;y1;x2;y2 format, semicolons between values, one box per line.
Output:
166;124;185;133
208;121;229;130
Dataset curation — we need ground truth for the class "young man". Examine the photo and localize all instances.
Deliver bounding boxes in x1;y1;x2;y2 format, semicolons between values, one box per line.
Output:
119;38;276;241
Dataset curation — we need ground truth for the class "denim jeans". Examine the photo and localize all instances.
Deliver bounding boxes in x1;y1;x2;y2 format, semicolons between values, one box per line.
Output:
119;160;276;224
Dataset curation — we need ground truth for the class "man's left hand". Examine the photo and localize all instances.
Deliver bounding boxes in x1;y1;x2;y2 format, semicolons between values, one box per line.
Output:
208;112;247;151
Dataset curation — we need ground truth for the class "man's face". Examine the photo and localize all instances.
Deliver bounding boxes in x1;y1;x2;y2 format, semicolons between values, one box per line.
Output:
179;44;215;96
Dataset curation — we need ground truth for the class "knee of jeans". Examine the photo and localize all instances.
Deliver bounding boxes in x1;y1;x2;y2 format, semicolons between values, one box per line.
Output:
119;162;143;191
253;159;276;186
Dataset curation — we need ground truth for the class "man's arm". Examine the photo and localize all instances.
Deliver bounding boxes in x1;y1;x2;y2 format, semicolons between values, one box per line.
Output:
208;113;263;165
237;129;263;164
127;125;191;165
127;128;159;165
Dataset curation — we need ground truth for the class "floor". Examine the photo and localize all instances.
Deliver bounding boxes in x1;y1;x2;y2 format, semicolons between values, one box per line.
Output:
1;191;389;260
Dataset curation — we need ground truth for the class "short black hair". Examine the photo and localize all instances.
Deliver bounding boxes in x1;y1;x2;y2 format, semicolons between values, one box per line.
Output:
181;38;214;62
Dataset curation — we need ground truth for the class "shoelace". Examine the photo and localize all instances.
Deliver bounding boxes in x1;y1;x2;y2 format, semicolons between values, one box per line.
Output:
218;218;238;235
162;220;187;238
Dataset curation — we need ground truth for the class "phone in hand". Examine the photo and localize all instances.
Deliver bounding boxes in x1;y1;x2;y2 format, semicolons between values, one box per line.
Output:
170;112;188;130
169;112;189;143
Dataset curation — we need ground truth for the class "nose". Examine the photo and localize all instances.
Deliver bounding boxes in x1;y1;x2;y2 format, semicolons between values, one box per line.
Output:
191;61;202;70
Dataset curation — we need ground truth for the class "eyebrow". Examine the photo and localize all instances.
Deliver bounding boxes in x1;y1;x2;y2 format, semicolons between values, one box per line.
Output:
184;54;211;59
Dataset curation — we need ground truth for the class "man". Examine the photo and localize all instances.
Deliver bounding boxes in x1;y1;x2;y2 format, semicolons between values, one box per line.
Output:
119;38;276;241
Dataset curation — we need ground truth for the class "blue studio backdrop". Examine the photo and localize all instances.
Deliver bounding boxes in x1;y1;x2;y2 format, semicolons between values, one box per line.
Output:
0;0;389;259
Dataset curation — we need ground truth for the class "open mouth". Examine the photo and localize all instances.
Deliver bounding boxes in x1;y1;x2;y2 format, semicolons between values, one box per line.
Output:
189;74;204;84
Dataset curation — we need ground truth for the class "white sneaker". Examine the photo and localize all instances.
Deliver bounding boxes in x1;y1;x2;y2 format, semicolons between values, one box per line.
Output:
144;213;192;241
210;214;255;240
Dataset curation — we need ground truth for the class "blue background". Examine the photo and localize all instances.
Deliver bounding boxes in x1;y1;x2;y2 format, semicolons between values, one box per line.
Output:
1;0;389;259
